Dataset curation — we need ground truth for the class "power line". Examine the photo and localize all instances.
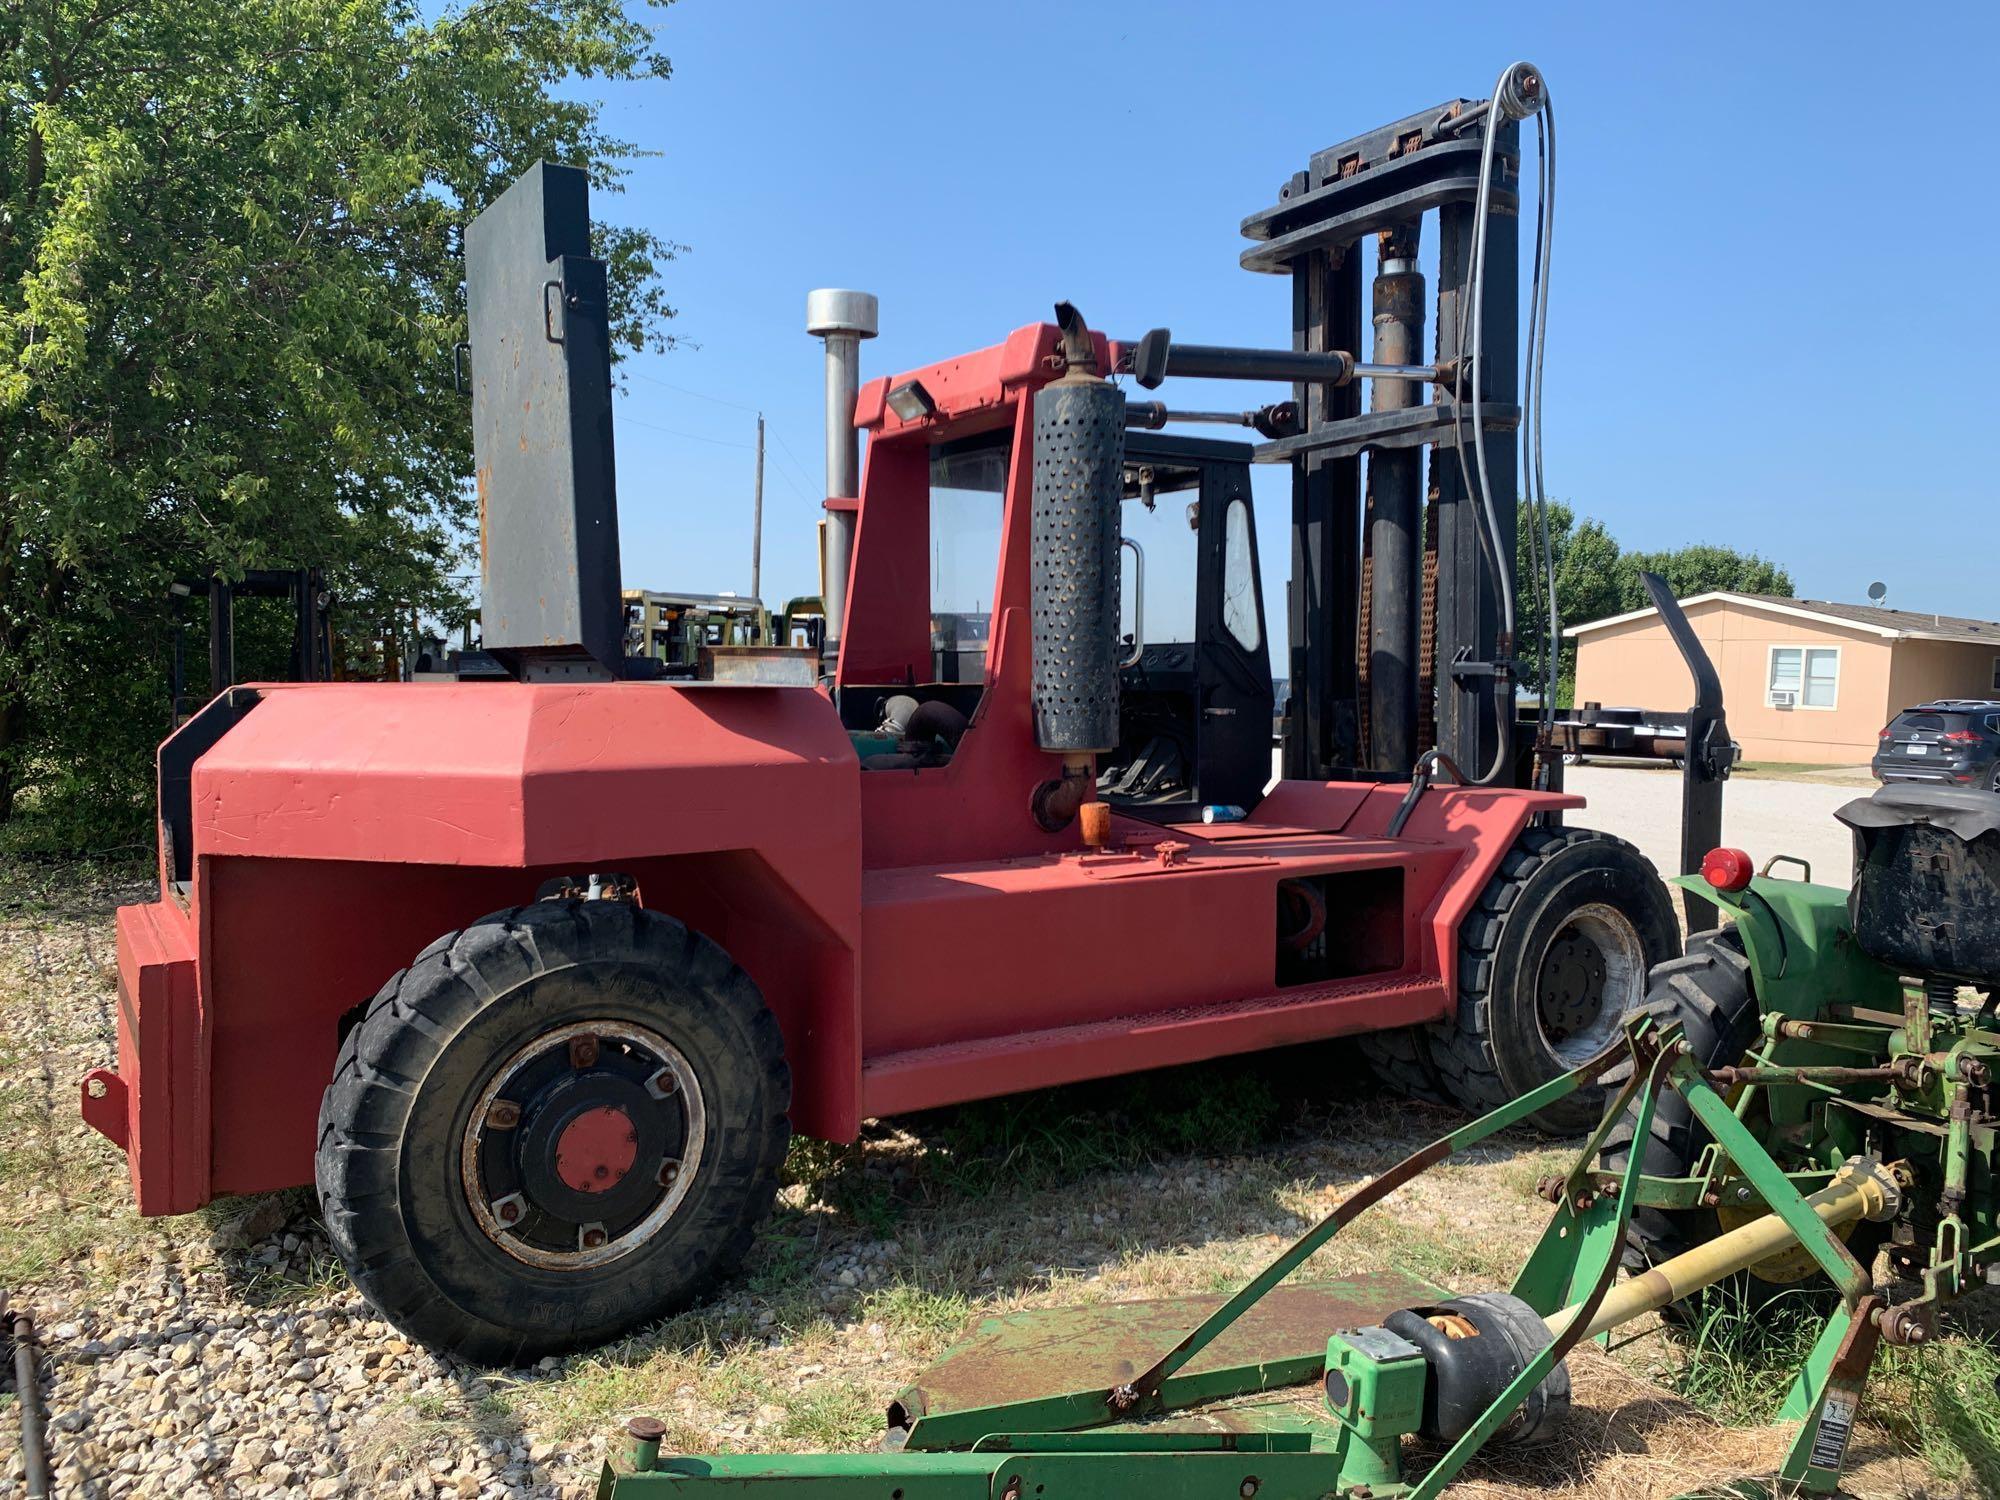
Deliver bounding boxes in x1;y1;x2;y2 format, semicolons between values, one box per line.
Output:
619;414;758;451
626;368;762;415
624;369;820;501
770;428;825;501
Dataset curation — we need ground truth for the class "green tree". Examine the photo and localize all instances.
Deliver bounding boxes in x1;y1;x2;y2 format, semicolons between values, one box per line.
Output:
1613;543;1793;613
0;0;680;843
1515;500;1622;705
1516;503;1793;706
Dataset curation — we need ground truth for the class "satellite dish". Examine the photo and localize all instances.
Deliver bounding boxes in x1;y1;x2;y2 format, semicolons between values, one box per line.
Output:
1867;580;1888;603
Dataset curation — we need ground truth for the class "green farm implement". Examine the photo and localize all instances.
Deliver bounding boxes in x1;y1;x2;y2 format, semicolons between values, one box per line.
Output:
598;782;2000;1498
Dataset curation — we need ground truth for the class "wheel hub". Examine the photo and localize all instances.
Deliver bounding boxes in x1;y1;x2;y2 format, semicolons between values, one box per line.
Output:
554;1105;640;1193
1533;904;1645;1064
461;1020;705;1271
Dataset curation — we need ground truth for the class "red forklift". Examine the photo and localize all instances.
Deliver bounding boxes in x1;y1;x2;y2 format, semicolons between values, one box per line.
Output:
86;71;1718;1361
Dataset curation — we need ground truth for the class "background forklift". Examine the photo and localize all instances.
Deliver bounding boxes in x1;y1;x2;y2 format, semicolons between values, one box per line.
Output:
167;568;334;727
90;67;1716;1361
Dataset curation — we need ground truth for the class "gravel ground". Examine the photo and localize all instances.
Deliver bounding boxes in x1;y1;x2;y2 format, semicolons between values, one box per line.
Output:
3;855;1991;1499
1563;763;1870;890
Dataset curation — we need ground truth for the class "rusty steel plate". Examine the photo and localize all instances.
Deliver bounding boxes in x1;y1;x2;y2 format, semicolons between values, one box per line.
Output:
896;1271;1445;1441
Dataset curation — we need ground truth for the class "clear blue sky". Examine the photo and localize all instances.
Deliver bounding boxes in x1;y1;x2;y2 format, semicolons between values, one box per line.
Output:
589;1;1999;648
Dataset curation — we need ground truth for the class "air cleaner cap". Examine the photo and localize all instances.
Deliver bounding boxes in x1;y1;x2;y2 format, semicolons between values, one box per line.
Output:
806;289;879;339
1701;846;1755;892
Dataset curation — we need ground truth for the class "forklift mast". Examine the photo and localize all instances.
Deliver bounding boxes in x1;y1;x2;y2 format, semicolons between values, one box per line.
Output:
1242;98;1524;785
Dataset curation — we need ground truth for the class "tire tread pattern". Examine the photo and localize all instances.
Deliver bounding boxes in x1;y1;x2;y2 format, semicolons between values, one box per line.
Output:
316;901;790;1363
1425;827;1673;1125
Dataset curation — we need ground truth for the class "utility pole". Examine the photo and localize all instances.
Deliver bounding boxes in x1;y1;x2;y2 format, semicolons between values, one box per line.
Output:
751;412;765;614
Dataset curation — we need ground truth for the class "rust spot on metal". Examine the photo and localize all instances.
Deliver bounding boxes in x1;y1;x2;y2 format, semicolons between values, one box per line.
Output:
476;467;491;573
1424;1312;1478;1340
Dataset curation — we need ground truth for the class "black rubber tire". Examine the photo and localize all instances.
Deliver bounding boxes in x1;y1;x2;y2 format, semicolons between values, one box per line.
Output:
1599;928;1760;1279
1598;927;1884;1321
1427;826;1680;1134
1356;1026;1451;1105
317;899;790;1364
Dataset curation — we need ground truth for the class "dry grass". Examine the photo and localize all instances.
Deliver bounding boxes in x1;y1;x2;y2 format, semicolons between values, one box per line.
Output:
4;856;1994;1497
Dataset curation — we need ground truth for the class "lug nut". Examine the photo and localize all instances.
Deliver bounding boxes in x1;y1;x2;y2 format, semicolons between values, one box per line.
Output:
485;1100;522;1130
659;1160;680;1188
569;1034;600;1069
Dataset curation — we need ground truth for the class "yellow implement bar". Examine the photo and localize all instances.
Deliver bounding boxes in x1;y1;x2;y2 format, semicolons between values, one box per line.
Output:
1547;1163;1897;1342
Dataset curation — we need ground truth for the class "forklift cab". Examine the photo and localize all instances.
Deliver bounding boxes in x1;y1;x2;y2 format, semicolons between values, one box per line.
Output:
1100;433;1273;821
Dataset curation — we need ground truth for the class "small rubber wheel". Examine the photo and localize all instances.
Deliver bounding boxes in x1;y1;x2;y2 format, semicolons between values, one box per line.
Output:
1599;928;1884;1322
1427;827;1679;1133
317;899;790;1363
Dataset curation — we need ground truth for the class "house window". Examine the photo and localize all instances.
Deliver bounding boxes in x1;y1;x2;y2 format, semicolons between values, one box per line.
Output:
1768;645;1838;709
1991;654;1999;693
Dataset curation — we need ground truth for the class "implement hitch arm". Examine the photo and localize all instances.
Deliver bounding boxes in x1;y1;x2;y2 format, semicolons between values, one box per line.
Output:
608;1018;1902;1499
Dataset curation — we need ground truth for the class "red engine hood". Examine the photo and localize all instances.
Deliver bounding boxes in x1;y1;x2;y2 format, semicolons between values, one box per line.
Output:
188;681;860;870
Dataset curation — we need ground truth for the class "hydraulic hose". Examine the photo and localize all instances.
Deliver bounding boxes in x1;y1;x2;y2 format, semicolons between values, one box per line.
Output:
1458;62;1551;783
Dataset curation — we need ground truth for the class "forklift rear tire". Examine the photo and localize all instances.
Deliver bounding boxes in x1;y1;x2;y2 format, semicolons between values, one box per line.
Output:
1356;1027;1451;1106
1426;827;1678;1134
316;899;790;1364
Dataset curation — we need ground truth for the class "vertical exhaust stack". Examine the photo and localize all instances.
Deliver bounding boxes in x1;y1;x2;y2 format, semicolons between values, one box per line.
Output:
1029;303;1124;834
806;289;879;670
466;162;625;681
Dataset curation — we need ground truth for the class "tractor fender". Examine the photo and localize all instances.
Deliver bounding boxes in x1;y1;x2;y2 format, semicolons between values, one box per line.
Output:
1671;873;1898;1024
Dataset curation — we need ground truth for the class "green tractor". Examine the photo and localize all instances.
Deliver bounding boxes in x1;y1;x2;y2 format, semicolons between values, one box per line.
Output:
1600;788;1997;1357
597;779;1998;1497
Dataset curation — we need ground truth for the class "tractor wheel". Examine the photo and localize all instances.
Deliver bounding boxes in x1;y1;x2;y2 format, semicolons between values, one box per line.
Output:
1426;826;1678;1133
1598;928;1883;1322
317;899;790;1364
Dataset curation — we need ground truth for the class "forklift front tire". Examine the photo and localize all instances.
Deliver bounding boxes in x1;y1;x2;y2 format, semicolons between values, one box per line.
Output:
1428;827;1678;1133
316;899;790;1364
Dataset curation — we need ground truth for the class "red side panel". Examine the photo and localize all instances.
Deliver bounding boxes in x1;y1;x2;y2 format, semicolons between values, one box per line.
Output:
90;902;206;1215
855;782;1580;1118
105;680;865;1211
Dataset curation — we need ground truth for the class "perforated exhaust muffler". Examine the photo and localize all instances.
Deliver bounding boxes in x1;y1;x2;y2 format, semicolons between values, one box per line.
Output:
1030;304;1124;758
